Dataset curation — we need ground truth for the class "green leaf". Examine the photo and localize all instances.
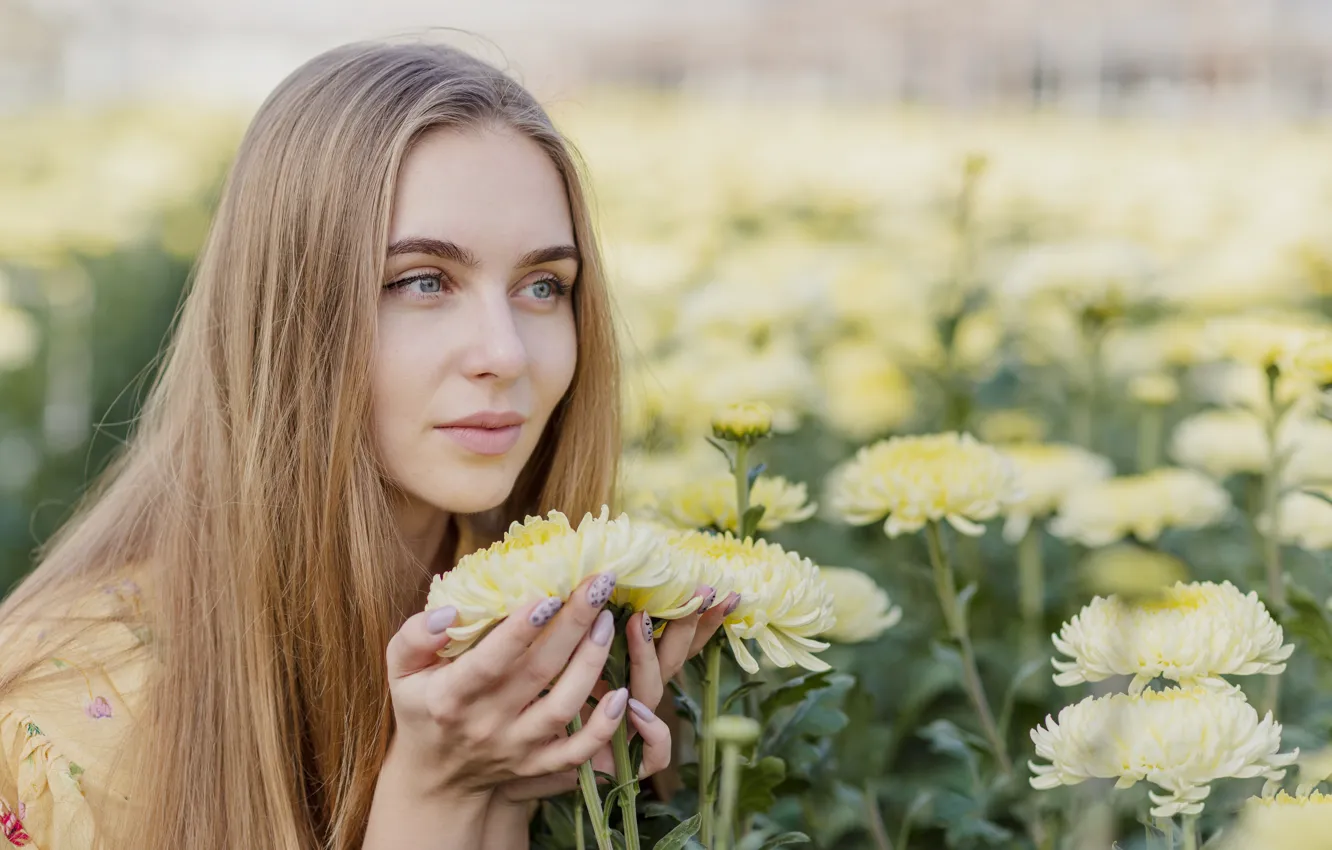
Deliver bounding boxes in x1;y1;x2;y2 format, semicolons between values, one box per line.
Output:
1283;582;1332;664
741;504;767;539
706;436;734;468
918;719;983;791
760;670;834;721
651;813;702;850
737;755;787;822
998;658;1048;739
721;680;766;714
746;462;768;488
956;582;979;621
671;681;702;729
756;832;811;849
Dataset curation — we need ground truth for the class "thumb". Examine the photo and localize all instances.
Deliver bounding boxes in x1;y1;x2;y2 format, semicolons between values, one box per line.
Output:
386;606;457;680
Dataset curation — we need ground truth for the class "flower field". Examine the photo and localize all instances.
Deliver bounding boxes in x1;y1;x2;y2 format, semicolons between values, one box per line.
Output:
9;93;1332;847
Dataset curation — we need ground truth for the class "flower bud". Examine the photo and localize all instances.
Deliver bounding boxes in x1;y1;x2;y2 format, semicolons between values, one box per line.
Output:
711;402;774;444
712;715;761;746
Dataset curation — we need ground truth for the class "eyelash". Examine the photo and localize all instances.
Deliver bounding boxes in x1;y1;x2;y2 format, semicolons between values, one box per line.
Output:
384;272;573;302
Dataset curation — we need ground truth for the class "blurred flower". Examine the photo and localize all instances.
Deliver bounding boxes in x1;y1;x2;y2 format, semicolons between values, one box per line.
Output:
1169;409;1269;479
1227;792;1332;850
1204;315;1327;369
711;401;774;444
676;531;835;673
1051;581;1292;694
817;566;902;644
976;409;1049;445
712;715;762;745
426;508;677;656
999;240;1156;318
1128;373;1180;406
1292;335;1332;388
1259;488;1332;551
951;309;1004;379
648;473;816;534
1029;685;1296;818
817;338;916;440
1049;468;1230;547
1078;545;1190;601
827;432;1017;537
999;443;1114;542
0;305;39;372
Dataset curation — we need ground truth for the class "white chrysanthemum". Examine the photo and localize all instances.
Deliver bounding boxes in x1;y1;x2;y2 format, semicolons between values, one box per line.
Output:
1049;468;1230;547
647;473;817;534
999;443;1114;542
828;432;1018;537
1226;792;1332;850
817;566;902;644
999;240;1156;315
677;531;835;674
1051;581;1293;694
425;508;679;656
817;338;917;440
1260;488;1332;551
1204;315;1326;369
1169;409;1270;479
1029;685;1297;818
608;519;711;621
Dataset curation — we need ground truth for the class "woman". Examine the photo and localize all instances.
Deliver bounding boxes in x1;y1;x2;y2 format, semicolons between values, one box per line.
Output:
0;40;732;849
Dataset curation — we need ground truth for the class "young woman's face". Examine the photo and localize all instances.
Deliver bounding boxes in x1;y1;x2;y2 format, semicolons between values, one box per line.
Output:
373;125;578;520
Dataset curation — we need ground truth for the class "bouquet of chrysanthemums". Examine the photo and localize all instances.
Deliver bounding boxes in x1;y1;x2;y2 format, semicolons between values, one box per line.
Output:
424;403;901;849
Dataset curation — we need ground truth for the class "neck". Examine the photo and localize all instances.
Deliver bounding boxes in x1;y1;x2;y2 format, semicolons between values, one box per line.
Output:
393;496;454;574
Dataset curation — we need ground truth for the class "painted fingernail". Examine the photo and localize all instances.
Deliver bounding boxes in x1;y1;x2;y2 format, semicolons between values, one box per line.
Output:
426;606;457;634
698;586;717;610
591;609;614;646
529;597;563;627
723;593;741;616
586;572;617;607
642;614;654;643
628;698;655;721
604;688;629;719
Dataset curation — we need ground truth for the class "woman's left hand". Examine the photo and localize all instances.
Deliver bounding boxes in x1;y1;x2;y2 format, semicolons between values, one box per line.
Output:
493;587;734;803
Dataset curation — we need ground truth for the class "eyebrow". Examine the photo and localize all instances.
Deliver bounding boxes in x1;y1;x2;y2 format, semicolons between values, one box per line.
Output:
386;237;580;269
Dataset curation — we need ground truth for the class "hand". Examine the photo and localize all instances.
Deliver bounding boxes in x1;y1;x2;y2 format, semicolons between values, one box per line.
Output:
381;572;634;802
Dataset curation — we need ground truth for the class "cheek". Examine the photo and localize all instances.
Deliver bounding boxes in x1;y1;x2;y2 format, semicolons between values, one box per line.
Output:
529;312;578;404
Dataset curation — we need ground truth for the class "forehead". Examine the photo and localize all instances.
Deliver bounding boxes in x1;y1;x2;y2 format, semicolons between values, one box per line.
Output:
388;125;574;252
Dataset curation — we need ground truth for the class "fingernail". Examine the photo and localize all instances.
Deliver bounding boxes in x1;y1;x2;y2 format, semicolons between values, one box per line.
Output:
586;572;617;607
642;613;654;643
591;609;614;646
604;688;629;719
628;698;655;721
426;606;457;634
723;593;741;616
697;586;716;610
529;597;563;627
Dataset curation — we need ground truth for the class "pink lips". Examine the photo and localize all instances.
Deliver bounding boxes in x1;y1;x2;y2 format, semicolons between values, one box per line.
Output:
435;411;526;456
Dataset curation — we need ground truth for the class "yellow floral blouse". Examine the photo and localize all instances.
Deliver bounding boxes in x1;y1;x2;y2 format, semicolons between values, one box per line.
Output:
0;578;152;848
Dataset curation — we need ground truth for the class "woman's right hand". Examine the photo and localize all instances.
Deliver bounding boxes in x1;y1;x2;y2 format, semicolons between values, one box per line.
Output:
380;571;636;804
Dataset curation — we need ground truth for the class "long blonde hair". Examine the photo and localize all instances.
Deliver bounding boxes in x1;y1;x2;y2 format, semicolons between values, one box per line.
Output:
0;40;621;849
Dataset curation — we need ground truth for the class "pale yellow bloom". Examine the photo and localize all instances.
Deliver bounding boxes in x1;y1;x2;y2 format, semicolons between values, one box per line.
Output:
999;443;1114;542
1049;468;1230;547
425;508;678;656
1205;315;1327;369
1078;545;1189;601
648;472;817;534
817;339;916;440
1128;373;1180;406
711;401;774;443
1293;335;1332;387
1227;792;1332;850
817;567;902;643
1029;685;1296;818
1260;488;1332;551
1000;240;1156;317
975;409;1049;445
1051;581;1293;694
1169;409;1270;479
676;531;835;674
827;432;1017;537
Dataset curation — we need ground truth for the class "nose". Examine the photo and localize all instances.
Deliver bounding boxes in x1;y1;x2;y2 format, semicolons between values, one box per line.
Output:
459;289;527;382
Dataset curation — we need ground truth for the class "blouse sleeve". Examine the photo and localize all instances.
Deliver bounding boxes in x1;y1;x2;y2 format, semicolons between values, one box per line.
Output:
0;578;152;849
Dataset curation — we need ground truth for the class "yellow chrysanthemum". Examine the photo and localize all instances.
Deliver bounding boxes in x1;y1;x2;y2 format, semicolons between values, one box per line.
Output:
1078;545;1190;601
711;401;774;443
827;432;1017;537
609;520;710;620
817;566;902;644
1205;315;1328;369
999;443;1114;542
1029;685;1296;818
675;531;835;674
648;473;817;534
1293;335;1332;388
817;338;917;440
1128;372;1180;406
425;507;678;656
975;409;1049;445
1049;468;1230;547
1227;792;1332;850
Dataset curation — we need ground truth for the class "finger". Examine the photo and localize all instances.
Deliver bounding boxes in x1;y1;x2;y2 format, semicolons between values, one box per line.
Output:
520;688;629;778
514;609;615;742
654;586;714;681
688;591;740;659
627;698;673;778
505;573;617;705
386;606;457;680
444;596;564;699
627;611;664;712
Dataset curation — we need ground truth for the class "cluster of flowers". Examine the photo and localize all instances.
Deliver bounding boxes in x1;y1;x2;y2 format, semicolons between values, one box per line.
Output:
1028;581;1298;817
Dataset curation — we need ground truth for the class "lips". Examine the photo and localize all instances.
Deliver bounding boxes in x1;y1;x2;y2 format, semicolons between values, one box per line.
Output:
434;423;524;456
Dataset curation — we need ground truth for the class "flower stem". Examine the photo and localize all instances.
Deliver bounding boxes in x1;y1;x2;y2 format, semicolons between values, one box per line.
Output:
924;521;1012;776
574;789;585;849
1181;814;1198;850
733;442;751;538
1017;523;1045;661
1137;405;1163;472
1260;369;1287;717
568;715;613;850
714;740;744;850
611;714;641;849
699;640;722;846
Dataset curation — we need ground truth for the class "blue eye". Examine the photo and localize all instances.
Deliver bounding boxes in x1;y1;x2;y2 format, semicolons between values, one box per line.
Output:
526;276;572;301
384;273;447;299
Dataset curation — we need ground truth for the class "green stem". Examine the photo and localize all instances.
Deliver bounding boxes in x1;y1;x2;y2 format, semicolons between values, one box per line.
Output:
1260;369;1288;717
611;715;640;849
1017;523;1045;661
715;741;743;850
699;641;722;846
733;442;751;538
924;522;1013;776
1181;814;1198;850
575;789;585;850
568;715;614;850
1137;406;1163;472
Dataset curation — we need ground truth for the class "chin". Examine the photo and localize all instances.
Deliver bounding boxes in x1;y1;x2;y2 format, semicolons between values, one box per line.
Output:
425;472;520;515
